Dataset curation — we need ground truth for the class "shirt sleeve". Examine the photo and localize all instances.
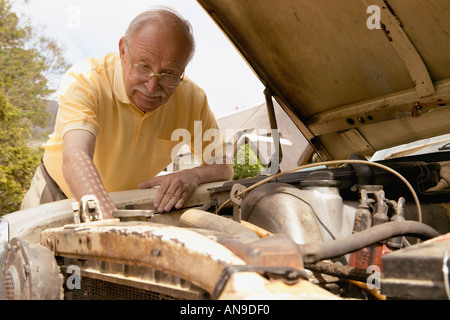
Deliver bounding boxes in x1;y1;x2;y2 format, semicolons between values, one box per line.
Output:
56;60;102;139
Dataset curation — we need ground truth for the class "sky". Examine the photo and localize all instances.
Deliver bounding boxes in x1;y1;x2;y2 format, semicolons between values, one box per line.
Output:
11;0;266;118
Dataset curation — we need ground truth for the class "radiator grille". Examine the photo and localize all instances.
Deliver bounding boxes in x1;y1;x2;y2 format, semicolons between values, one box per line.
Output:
69;276;177;300
4;273;16;300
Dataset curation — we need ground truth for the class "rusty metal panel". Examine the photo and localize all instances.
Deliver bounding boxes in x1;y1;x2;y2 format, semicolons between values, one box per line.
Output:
41;222;245;295
40;221;338;299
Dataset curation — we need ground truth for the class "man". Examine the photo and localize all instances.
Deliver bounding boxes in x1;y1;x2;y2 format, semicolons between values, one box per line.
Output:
21;7;233;218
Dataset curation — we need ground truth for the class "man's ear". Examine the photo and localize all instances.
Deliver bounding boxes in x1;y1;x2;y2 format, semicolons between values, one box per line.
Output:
118;37;126;60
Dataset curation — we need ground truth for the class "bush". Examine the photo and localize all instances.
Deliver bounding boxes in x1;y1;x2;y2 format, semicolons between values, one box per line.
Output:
232;144;265;180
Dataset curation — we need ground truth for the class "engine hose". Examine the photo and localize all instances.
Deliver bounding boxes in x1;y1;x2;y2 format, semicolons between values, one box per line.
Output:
302;221;440;263
180;209;260;240
348;153;375;185
304;261;370;282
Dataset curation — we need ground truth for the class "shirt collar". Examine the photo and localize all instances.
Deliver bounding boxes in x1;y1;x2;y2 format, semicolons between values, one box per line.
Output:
113;58;132;105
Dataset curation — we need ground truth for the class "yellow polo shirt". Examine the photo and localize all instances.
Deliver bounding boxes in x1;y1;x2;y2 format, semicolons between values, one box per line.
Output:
43;53;225;198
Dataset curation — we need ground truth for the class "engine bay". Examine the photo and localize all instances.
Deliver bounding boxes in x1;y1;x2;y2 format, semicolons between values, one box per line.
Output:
199;152;450;299
1;152;449;300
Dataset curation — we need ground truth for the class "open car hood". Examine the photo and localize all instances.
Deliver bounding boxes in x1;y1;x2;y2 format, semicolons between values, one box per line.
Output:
196;0;450;160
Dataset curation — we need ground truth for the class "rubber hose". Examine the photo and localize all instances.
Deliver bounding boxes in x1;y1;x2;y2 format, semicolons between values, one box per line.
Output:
180;209;260;240
304;221;440;263
304;261;370;282
348;152;375;185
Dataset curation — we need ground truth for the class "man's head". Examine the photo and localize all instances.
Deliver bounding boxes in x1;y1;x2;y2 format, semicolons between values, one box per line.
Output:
119;7;196;113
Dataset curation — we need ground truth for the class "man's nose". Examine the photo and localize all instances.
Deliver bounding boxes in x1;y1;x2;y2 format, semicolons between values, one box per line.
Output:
144;76;160;92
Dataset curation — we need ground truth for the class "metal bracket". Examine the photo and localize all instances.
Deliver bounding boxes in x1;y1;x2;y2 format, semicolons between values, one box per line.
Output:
72;195;103;223
412;99;450;118
365;0;435;98
230;184;246;223
212;264;308;300
112;209;156;222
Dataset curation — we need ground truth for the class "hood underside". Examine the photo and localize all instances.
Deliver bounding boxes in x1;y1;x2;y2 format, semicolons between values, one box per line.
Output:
197;0;450;160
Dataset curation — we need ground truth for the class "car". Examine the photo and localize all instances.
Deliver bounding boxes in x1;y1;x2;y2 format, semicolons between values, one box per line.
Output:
1;0;449;300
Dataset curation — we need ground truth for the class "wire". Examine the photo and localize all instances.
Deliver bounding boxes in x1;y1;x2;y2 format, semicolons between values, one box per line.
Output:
215;159;422;223
348;280;387;300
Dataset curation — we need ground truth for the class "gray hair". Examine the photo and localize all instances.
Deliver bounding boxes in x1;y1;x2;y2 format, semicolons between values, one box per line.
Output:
124;6;196;63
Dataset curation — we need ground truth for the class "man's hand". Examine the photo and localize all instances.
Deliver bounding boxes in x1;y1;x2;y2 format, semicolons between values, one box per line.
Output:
138;163;233;213
138;170;200;213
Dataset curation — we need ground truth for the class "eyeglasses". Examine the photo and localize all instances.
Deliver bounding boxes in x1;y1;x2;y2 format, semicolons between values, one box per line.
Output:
125;43;184;88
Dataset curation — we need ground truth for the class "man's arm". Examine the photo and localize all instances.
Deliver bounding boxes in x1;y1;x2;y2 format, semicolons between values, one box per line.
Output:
62;129;117;219
138;162;233;213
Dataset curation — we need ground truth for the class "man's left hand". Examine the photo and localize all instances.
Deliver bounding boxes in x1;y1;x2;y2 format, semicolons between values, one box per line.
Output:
138;170;200;213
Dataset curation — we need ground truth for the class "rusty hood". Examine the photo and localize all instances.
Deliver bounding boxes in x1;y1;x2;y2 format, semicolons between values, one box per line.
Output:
196;0;450;160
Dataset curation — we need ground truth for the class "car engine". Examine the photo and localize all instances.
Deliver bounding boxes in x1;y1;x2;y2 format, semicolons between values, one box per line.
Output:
197;153;450;299
1;153;449;300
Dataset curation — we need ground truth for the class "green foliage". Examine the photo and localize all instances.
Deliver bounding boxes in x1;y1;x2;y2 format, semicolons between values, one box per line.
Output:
0;0;69;214
232;144;265;180
0;0;68;128
0;91;41;214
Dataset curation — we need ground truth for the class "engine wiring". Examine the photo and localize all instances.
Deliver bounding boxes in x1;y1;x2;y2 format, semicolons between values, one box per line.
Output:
215;159;423;223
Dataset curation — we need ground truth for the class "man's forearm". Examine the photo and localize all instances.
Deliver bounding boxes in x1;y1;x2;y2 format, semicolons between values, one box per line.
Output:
62;149;116;219
62;129;117;219
191;162;234;185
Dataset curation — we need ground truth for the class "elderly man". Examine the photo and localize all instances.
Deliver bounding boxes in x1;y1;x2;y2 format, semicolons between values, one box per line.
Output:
21;7;233;218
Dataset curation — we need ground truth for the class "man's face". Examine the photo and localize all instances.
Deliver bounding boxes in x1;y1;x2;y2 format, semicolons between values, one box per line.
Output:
119;22;189;113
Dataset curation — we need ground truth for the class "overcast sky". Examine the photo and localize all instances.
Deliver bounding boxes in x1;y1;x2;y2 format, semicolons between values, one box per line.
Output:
12;0;265;118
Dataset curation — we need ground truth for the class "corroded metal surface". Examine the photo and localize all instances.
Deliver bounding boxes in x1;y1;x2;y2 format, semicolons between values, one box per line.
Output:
40;221;338;299
2;237;63;300
41;221;244;295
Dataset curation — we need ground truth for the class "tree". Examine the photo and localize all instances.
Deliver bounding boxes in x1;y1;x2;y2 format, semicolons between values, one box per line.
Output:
0;0;69;214
0;91;41;214
232;143;266;180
